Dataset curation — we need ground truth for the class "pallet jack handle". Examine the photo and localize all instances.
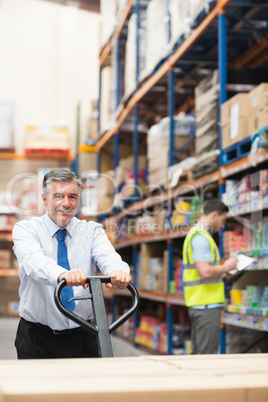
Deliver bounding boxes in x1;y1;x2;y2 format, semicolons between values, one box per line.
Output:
54;276;140;357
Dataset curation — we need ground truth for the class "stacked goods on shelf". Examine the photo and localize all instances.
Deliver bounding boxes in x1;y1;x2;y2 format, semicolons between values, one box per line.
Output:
25;124;70;154
172;259;184;295
80;170;98;217
124;7;147;98
134;315;168;354
0;101;14;149
170;197;201;229
110;41;125;126
100;66;111;133
167;157;197;189
223;220;268;258
230;286;268;313
17;167;54;218
121;168;147;201
223;227;246;255
0;276;20;315
96;170;115;214
221;93;249;149
115;308;134;339
135;313;190;355
225;326;267;354
100;0;127;46
115;155;147;195
147;113;195;189
0;214;17;232
221;82;268;156
189;0;213;23
137;243;167;292
142;0;170;78
86;99;98;142
192;70;220;179
0;250;11;270
172;323;191;355
223;169;268;215
135;206;168;236
248;83;268;135
169;0;191;49
227;270;268;318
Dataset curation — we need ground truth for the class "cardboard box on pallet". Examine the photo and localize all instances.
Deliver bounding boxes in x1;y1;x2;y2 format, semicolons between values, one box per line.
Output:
248;83;268;114
247;83;268;135
248;107;268;135
221;93;250;149
0;354;267;401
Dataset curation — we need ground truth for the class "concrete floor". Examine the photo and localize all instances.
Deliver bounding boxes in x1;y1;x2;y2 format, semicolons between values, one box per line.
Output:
0;317;149;359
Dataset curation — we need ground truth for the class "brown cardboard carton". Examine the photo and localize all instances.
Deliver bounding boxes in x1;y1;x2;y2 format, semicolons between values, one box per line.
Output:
248;83;268;115
0;355;268;402
221;93;249;127
221;118;248;149
248;107;268;135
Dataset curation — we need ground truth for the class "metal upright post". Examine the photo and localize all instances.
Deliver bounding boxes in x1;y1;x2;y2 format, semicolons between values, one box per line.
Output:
168;68;175;168
133;0;140;343
166;68;175;355
167;304;173;355
218;5;228;355
132;245;139;343
133;0;140;199
218;7;227;167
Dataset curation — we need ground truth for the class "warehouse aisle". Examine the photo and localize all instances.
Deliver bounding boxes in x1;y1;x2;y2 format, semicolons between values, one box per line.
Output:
0;317;150;359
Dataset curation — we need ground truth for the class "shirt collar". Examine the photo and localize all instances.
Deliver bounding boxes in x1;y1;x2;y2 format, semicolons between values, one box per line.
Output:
43;212;74;238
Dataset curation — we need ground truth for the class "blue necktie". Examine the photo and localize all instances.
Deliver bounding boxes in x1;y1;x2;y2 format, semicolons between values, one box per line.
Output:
57;229;75;311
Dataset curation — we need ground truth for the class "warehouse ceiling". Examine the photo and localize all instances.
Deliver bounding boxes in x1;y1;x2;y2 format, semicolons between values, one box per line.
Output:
43;0;100;12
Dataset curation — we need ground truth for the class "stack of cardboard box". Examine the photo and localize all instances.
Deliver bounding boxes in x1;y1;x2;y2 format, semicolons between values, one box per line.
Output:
221;82;268;150
96;170;115;214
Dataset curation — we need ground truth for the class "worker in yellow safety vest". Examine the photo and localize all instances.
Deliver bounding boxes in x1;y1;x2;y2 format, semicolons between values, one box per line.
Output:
183;199;238;354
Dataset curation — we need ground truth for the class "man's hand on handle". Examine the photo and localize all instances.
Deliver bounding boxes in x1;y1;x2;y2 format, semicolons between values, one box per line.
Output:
106;270;132;290
58;269;132;290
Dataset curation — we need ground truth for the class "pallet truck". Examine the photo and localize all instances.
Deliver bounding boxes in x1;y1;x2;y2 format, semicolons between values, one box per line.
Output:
54;276;140;358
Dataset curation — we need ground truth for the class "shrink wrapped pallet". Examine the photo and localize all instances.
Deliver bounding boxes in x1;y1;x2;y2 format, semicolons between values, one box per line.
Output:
193;71;219;179
100;0;117;46
189;0;212;24
100;66;111;133
147;114;195;189
124;9;147;97
169;0;191;48
143;0;170;77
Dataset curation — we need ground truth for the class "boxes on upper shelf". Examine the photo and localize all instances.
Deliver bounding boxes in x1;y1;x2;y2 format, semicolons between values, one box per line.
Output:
221;93;249;149
169;0;191;48
25;124;70;154
248;83;268;135
143;0;170;77
147;114;195;189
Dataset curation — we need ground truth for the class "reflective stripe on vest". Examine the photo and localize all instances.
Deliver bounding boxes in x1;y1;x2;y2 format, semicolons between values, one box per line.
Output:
182;226;225;307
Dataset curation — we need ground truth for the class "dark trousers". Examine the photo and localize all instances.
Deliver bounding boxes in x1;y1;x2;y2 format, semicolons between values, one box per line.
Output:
15;318;100;359
188;307;222;354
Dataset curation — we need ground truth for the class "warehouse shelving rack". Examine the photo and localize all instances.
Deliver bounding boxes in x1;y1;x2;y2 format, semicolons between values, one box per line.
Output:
95;0;268;354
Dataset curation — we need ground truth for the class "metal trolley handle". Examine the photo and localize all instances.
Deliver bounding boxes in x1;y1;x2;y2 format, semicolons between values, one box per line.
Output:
54;276;140;357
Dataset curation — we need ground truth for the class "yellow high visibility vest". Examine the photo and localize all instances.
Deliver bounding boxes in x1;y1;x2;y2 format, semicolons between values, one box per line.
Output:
182;226;225;307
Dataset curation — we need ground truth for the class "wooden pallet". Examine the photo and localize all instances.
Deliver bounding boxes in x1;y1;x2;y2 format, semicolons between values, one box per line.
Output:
222;136;252;165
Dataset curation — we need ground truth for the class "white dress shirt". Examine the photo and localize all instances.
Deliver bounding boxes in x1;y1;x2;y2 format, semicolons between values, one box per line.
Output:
12;213;129;330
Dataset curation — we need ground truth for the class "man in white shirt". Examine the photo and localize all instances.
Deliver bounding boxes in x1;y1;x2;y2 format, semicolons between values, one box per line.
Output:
13;168;131;359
